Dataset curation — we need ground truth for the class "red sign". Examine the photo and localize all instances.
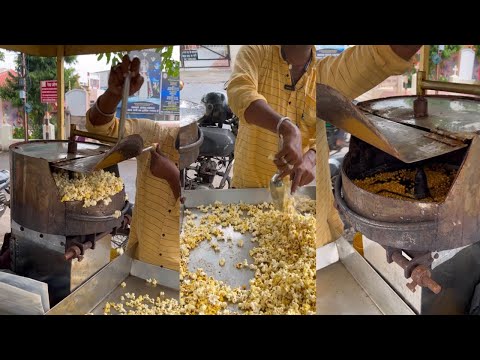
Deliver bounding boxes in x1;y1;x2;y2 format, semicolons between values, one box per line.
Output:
40;80;58;103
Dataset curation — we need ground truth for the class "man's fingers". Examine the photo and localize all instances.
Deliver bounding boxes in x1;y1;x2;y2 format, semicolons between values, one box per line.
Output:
111;64;124;82
273;157;287;168
283;151;300;165
150;144;160;158
130;57;141;76
278;165;294;179
130;76;144;95
275;146;289;161
119;54;130;75
276;146;301;166
291;170;303;193
303;172;315;186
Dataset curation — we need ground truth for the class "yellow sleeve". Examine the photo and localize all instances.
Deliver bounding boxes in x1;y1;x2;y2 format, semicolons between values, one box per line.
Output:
85;110;179;146
226;45;268;119
85;109;146;139
316;45;413;100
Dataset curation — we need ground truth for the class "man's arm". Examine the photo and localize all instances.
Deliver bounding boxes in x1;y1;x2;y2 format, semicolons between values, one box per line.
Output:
88;55;143;128
150;146;180;200
390;45;422;62
317;45;421;100
86;55;180;197
227;45;303;167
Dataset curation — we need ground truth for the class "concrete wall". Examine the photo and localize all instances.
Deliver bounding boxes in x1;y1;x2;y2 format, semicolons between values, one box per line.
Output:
229;45;243;68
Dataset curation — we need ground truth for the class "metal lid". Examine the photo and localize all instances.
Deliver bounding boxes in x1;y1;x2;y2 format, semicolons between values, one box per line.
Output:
51;135;145;173
10;141;109;162
358;95;480;138
316;84;473;163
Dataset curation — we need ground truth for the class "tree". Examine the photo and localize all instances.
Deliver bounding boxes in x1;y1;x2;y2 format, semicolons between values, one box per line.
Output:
428;45;480;79
0;51;4;62
97;46;179;77
0;54;80;139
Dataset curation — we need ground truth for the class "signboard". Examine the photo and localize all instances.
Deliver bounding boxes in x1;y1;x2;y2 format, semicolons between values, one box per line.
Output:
315;45;347;59
181;49;198;60
40;80;57;103
127;49;162;114
181;45;230;68
160;73;180;115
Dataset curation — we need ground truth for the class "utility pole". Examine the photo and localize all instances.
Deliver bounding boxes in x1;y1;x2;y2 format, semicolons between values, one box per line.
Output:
18;53;28;142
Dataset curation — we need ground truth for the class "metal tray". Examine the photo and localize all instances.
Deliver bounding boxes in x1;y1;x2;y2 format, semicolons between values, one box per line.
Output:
182;186;315;309
47;244;179;315
316;237;415;315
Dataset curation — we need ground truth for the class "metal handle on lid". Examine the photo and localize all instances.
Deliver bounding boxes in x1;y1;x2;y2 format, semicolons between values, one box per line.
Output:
118;72;131;142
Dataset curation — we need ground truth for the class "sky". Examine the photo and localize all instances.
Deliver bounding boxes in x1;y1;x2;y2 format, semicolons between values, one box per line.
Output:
0;46;180;83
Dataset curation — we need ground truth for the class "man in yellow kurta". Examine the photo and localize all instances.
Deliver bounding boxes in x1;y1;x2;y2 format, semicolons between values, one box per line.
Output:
86;55;180;271
227;45;421;248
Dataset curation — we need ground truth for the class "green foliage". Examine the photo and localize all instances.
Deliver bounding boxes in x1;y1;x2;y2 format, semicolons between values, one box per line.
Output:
13;127;32;139
0;54;80;137
0;51;4;62
428;45;480;78
429;45;462;60
96;46;179;77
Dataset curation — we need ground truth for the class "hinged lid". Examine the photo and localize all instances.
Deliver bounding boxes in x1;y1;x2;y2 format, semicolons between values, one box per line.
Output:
316;84;477;163
51;134;145;173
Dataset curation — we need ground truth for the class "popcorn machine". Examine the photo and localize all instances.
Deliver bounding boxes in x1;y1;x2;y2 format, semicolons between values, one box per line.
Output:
318;45;480;314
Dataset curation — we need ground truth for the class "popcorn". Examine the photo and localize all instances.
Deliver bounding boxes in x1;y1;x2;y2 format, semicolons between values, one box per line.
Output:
53;169;124;208
105;293;182;315
100;197;316;316
180;199;316;315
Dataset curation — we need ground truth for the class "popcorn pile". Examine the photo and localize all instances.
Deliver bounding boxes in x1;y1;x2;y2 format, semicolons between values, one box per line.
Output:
180;199;316;315
102;293;182;315
53;170;124;208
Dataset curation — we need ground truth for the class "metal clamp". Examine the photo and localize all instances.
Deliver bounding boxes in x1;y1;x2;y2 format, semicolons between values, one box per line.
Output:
65;230;112;262
386;249;441;294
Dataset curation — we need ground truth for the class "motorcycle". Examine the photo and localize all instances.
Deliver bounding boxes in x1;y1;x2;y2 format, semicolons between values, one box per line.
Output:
0;170;10;219
183;92;351;192
183;92;238;190
327;123;349;151
327;126;349;192
0;170;11;268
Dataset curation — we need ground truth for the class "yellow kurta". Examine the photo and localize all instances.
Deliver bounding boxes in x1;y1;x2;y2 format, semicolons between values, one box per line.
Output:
86;112;180;270
227;45;412;248
227;45;317;189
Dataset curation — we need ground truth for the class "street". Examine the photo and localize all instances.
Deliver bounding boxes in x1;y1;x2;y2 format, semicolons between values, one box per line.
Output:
181;68;231;104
